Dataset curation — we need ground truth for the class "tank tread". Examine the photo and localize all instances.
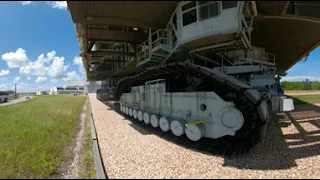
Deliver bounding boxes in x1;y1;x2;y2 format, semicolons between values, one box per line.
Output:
115;62;248;99
115;61;272;156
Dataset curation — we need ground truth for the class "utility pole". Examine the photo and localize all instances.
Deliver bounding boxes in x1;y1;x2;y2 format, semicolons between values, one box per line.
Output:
14;83;17;98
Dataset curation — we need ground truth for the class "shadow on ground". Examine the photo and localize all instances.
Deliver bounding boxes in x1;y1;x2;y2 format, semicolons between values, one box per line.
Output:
101;99;320;170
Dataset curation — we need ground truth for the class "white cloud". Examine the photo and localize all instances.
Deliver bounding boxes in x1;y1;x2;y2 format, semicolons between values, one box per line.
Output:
19;50;68;79
0;77;7;81
73;56;82;66
36;76;47;83
19;61;48;76
3;49;79;85
0;84;8;91
19;50;58;76
0;70;10;77
11;82;47;93
13;77;21;83
47;56;68;79
73;56;85;75
37;51;56;64
46;1;67;10
281;76;320;82
20;1;33;5
63;71;81;82
2;48;28;68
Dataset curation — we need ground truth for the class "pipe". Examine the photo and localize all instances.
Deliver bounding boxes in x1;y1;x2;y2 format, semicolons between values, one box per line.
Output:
251;1;258;16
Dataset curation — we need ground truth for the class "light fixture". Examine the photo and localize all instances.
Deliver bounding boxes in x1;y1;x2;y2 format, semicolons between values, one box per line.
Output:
133;27;138;31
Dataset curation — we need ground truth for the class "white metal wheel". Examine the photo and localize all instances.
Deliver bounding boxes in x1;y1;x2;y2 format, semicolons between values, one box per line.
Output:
159;116;170;132
143;112;150;124
185;124;205;141
138;110;143;122
218;107;244;131
129;108;133;117
133;109;138;119
150;114;159;128
170;120;185;137
125;107;129;115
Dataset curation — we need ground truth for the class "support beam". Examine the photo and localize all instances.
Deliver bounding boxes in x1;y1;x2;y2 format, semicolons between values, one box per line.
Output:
294;1;298;15
91;40;137;45
97;71;114;75
89;29;147;43
86;17;159;30
102;59;126;63
282;1;290;15
259;14;320;24
89;50;136;58
88;40;95;52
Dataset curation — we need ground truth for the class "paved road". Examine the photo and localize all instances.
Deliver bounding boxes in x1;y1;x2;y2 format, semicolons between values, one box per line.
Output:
0;96;32;107
285;90;320;96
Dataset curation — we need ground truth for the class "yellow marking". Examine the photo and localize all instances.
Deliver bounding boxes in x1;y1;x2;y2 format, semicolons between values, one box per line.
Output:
185;119;209;127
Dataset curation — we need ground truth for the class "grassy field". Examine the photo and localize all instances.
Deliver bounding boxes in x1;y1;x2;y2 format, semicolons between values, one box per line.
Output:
0;95;87;178
78;101;96;178
289;94;320;105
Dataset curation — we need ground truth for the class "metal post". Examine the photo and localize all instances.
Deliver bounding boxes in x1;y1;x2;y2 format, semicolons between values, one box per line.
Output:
15;83;17;99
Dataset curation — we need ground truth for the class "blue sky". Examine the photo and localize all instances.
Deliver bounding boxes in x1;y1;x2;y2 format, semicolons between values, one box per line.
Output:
0;1;319;92
0;1;84;92
281;47;320;82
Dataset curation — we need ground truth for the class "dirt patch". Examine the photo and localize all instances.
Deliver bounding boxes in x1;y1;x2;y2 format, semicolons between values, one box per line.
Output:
62;103;87;179
54;100;89;179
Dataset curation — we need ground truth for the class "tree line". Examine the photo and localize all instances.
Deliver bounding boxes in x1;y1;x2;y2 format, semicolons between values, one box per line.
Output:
281;79;320;90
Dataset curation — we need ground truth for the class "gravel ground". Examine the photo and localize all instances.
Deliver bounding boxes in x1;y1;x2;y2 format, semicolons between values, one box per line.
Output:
89;93;320;179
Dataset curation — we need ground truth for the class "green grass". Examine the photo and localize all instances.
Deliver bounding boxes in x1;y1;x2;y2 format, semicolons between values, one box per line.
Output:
0;95;86;178
78;101;96;179
289;94;320;105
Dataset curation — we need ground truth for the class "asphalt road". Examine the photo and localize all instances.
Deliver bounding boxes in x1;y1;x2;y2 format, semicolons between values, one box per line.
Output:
0;96;32;107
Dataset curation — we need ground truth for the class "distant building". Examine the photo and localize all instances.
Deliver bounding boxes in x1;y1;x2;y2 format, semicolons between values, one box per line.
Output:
84;81;102;94
49;86;84;95
36;91;49;95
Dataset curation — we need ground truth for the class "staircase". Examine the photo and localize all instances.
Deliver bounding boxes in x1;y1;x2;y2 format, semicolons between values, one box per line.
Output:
136;29;171;68
137;48;170;67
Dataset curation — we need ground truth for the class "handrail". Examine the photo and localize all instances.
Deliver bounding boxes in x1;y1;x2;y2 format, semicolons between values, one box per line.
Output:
136;29;170;62
152;37;169;48
233;50;276;66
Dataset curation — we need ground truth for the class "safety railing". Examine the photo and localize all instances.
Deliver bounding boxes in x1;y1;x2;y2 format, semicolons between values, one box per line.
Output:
234;50;276;66
265;52;275;65
172;33;177;49
136;29;170;63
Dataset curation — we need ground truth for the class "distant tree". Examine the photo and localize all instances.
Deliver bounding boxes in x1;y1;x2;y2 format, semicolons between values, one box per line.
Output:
281;81;304;90
311;81;320;90
304;78;311;90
